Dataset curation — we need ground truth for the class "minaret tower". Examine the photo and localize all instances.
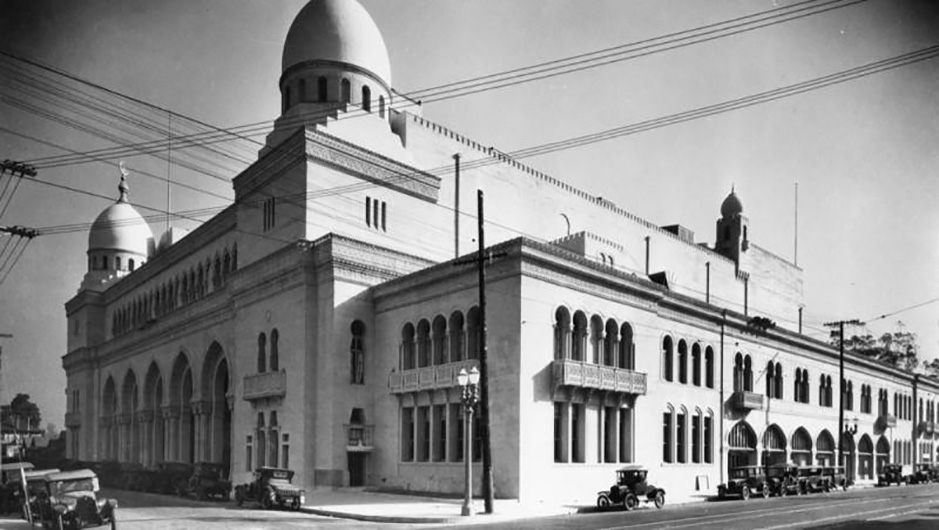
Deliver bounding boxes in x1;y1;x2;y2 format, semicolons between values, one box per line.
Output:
715;187;749;269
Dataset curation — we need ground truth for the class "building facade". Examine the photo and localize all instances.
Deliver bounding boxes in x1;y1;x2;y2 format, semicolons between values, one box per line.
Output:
62;0;939;503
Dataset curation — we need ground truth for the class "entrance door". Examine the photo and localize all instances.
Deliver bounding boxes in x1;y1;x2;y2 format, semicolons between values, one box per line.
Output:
348;453;366;487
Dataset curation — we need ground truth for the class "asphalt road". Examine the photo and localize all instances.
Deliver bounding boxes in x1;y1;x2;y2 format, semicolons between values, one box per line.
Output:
424;483;939;530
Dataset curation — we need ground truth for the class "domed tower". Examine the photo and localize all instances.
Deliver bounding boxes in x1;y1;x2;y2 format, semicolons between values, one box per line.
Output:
714;187;749;266
82;165;154;290
267;0;393;148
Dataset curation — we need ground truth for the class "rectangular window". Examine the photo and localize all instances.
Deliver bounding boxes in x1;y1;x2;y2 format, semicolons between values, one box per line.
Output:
381;201;387;231
571;404;584;463
619;408;632;463
417;406;430;462
449;403;463;462
692;414;701;463
663;412;673;463
262;197;276;232
282;433;290;468
401;407;414;462
704;416;713;463
433;404;446;462
472;411;482;462
373;199;380;230
603;407;617;463
677;412;686;463
554;402;564;463
365;197;371;227
246;435;253;471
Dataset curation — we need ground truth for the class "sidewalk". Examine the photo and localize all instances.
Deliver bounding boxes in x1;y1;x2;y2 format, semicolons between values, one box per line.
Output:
299;487;714;524
0;515;34;529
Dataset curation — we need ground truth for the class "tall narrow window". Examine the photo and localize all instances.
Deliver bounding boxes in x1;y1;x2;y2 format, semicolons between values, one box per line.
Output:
257;333;267;373
246;435;253;471
351;320;365;384
317;76;327;102
362;85;371;112
418;406;430;462
571;404;584;463
662;336;674;382
283;86;291;112
677;409;687;463
269;328;279;371
662;410;673;463
341;78;351;104
379;95;386;118
678;340;688;384
705;346;714;388
433;404;446;462
381;201;387;231
298;79;306;103
692;344;701;386
401;407;414;461
365;197;371;227
704;414;713;463
282;433;290;469
553;402;564;463
692;413;701;463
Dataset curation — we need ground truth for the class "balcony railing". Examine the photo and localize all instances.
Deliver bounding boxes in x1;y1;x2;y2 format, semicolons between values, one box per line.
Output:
919;420;935;435
344;424;374;452
243;369;287;401
729;390;765;411
877;414;897;429
65;412;81;428
388;360;479;394
551;360;647;395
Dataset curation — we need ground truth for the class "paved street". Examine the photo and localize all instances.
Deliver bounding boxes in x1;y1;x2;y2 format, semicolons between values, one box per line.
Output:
422;484;939;530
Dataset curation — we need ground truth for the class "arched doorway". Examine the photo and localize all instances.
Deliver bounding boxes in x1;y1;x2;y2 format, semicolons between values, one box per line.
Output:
169;353;194;462
143;362;164;466
101;377;118;460
840;433;856;483
791;427;812;466
728;421;757;473
201;342;231;474
121;370;139;463
761;424;787;466
875;435;890;475
816;430;835;466
858;435;873;480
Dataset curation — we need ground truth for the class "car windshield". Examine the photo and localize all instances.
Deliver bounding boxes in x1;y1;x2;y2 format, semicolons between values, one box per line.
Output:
730;468;756;479
766;467;786;478
52;478;97;496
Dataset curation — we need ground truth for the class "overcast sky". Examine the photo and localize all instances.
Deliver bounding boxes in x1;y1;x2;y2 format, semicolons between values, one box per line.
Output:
0;0;937;429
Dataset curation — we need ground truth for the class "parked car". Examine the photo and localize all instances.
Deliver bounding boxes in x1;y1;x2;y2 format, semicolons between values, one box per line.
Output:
821;465;849;491
595;464;666;511
766;464;802;496
0;462;35;514
19;468;59;520
796;466;830;493
186;462;232;501
718;465;771;500
36;469;117;530
234;467;305;510
909;463;939;484
150;462;194;496
877;463;907;486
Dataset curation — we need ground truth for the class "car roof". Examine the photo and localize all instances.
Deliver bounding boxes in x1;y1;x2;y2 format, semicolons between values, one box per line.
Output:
1;462;35;471
46;469;97;482
616;464;647;471
24;469;59;479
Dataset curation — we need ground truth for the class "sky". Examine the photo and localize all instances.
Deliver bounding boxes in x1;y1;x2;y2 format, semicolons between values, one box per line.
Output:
0;0;937;431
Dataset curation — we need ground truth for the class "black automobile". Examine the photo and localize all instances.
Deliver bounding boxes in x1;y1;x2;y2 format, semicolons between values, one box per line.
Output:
909;463;939;485
234;467;305;510
595;465;666;511
0;462;35;514
877;463;907;486
186;462;232;501
766;464;802;496
149;462;194;495
821;465;849;491
36;469;117;530
796;466;830;493
718;465;772;500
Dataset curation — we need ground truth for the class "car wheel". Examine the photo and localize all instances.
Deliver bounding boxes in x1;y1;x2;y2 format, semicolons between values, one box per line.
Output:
760;485;770;499
292;498;301;511
653;491;665;509
262;491;275;510
596;494;612;511
624;493;638;511
234;489;244;507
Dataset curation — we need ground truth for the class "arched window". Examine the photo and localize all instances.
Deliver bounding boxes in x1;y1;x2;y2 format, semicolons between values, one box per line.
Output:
662;405;674;463
270;328;279;371
691;343;701;386
590;315;604;364
705;346;715;388
257;333;267;373
362;85;371;112
432;315;447;365
298;78;306;103
744;355;753;391
341;78;351;104
734;353;744;392
416;319;431;367
318;76;328;102
213;255;222;289
115;256;122;270
129;258;135;271
767;362;776;398
775;362;783;399
466;307;480;360
102;256;109;270
571;311;587;361
449;311;465;362
350;320;364;384
662;336;674;382
401;323;416;369
603;320;618;367
678;340;688;384
846;380;854;411
795;368;802;402
619;323;634;370
284;86;291;112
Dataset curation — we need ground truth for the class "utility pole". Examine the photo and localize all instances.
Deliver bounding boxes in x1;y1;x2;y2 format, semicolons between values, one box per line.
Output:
476;190;494;514
0;333;12;462
824;319;862;473
0;160;37;178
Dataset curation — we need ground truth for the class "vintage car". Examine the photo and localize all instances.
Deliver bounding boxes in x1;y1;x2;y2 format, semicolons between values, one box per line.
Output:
766;464;802;496
595;465;666;511
909;463;939;484
19;468;59;520
796;466;829;493
877;463;907;486
186;463;232;501
149;462;194;495
234;467;305;510
36;469;117;530
821;465;849;491
0;462;35;514
718;465;771;500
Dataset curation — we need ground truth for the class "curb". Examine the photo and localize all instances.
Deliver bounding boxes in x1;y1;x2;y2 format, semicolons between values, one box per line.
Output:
300;506;460;524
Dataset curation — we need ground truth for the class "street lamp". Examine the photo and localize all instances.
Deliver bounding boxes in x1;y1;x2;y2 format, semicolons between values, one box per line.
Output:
458;366;480;517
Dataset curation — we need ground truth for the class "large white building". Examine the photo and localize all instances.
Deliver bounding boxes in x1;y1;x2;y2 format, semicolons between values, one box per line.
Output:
62;0;939;503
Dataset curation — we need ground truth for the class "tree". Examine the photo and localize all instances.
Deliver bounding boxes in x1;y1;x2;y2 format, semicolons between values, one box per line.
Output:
1;393;42;432
835;321;920;373
923;358;939;379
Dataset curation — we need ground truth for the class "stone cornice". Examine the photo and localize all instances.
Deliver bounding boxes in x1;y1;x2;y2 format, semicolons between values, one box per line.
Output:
233;131;307;199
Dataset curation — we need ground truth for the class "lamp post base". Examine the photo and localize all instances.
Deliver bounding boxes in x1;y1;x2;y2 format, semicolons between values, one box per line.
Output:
461;503;475;517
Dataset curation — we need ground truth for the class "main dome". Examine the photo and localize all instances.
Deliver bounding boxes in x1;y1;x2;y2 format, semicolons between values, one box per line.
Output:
282;0;392;86
88;201;152;256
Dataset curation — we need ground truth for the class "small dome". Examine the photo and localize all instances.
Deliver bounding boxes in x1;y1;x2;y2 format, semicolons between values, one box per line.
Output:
721;189;744;218
88;170;152;256
282;0;392;86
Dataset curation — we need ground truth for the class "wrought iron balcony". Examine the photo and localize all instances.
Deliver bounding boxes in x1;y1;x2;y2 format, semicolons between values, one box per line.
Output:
388;360;479;394
877;414;897;429
64;412;81;428
344;424;374;452
729;390;765;411
551;359;647;395
243;369;287;401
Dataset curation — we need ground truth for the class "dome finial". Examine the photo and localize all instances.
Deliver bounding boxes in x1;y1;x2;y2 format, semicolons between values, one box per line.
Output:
118;161;129;203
